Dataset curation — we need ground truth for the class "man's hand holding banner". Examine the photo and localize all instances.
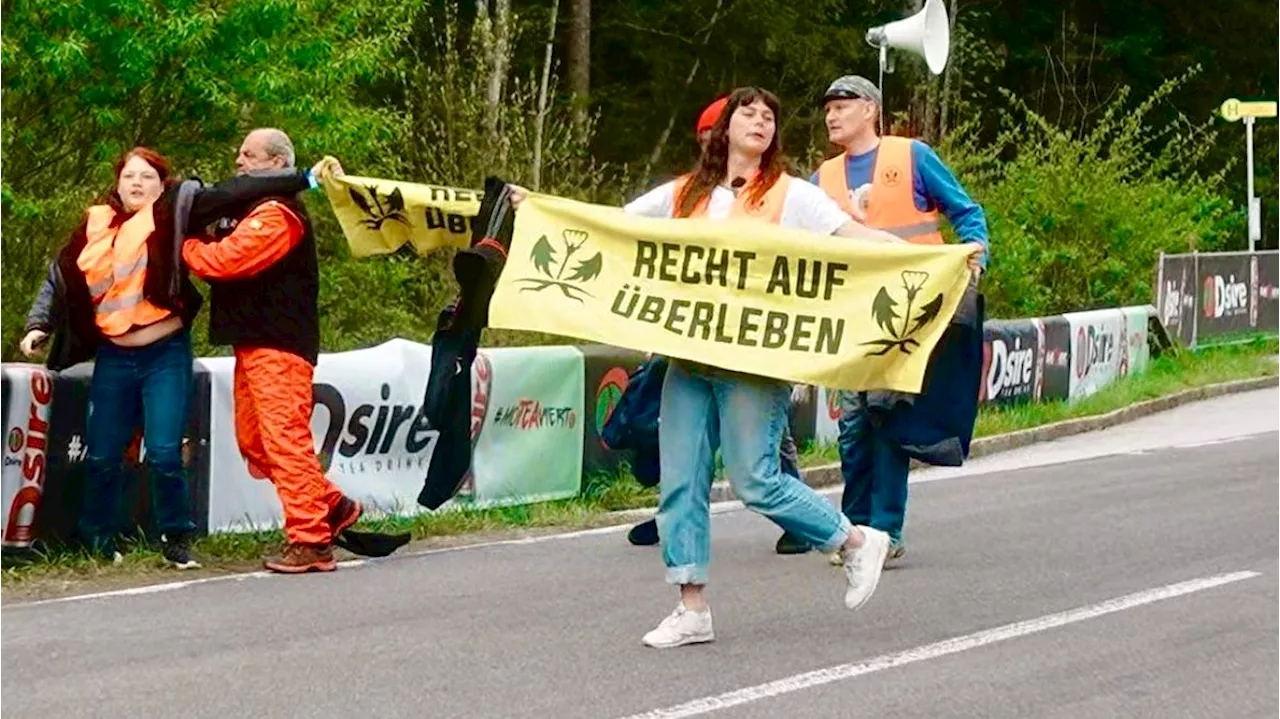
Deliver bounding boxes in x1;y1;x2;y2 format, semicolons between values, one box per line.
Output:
321;170;481;257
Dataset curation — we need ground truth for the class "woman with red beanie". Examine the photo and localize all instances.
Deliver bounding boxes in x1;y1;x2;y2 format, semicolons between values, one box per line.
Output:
20;146;322;567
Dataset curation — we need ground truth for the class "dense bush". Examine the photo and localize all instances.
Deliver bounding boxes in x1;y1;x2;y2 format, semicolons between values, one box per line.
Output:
939;67;1243;319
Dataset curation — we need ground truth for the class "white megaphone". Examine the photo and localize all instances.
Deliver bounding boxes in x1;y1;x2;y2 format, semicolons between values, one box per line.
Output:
866;0;950;76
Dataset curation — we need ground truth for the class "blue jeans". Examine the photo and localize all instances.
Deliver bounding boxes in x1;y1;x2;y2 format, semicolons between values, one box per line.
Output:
656;360;852;585
79;330;196;554
631;410;800;491
837;390;909;544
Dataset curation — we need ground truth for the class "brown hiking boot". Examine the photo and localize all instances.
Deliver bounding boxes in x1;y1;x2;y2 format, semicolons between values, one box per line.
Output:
263;543;337;573
328;496;363;539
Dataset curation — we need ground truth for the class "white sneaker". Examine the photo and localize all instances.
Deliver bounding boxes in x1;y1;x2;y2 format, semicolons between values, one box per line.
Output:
642;603;715;648
841;526;890;610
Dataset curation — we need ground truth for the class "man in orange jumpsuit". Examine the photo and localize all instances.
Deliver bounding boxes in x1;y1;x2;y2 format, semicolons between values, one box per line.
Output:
183;128;361;573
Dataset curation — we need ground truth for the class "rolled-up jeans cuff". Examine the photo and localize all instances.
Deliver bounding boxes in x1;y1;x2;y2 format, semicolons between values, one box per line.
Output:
816;515;854;553
665;564;709;586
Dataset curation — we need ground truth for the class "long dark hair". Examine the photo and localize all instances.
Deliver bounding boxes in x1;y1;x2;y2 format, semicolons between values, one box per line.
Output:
675;87;787;218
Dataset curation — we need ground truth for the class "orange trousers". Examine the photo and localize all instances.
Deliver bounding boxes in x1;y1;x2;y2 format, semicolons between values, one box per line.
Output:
233;347;344;545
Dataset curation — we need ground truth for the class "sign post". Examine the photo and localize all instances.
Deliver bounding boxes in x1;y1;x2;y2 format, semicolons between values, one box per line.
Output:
1220;98;1277;252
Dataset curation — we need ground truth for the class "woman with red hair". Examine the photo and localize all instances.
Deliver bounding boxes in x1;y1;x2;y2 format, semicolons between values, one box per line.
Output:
511;87;977;647
20;146;325;567
616;87;906;647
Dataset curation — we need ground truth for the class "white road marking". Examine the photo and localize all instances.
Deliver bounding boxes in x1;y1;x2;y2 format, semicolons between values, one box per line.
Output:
9;505;760;608
13;570;280;605
616;570;1262;719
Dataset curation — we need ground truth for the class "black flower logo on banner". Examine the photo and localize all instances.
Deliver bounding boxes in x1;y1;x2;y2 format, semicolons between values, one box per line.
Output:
349;185;410;230
516;229;603;302
861;270;944;356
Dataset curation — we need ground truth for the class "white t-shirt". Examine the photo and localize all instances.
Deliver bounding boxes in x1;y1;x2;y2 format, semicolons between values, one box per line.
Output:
622;176;852;235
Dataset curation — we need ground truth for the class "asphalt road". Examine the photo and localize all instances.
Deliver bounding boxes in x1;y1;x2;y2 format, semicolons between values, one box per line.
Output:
3;388;1277;719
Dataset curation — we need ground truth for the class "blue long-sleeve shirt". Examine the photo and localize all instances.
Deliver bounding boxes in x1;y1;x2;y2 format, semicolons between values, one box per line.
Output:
810;140;990;269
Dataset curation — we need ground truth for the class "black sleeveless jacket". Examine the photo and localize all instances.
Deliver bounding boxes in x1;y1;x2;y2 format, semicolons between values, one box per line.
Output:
205;194;320;365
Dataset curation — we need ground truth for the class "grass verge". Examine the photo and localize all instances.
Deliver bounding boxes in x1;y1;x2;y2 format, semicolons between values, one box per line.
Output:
3;337;1275;592
798;335;1277;466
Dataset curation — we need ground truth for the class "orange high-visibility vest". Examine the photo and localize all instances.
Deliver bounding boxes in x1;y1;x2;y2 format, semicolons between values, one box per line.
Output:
76;205;173;336
816;136;944;244
672;172;791;223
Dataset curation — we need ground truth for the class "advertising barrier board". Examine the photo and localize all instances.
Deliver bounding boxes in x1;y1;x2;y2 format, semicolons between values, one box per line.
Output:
40;362;212;543
1;365;55;549
0;302;1167;544
578;343;647;477
1157;251;1280;347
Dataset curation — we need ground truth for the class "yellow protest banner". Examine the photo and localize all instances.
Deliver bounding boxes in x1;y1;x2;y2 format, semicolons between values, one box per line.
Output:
320;172;482;257
488;193;975;393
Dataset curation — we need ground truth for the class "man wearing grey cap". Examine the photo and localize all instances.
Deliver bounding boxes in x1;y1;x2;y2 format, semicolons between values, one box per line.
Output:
812;74;988;253
773;74;988;563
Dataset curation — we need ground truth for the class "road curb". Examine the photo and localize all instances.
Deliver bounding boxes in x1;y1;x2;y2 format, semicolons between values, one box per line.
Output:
703;374;1278;504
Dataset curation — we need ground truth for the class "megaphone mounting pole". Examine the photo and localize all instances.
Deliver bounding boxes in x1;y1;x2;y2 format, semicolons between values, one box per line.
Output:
867;25;896;136
878;45;889;135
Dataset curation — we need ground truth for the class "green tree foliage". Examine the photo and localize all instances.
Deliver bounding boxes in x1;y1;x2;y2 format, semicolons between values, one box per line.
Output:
1;0;418;358
941;67;1242;317
2;0;1275;359
330;1;628;351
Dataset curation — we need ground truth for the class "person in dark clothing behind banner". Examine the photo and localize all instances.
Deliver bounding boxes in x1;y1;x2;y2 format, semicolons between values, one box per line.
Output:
182;130;407;573
606;355;808;546
773;74;987;563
